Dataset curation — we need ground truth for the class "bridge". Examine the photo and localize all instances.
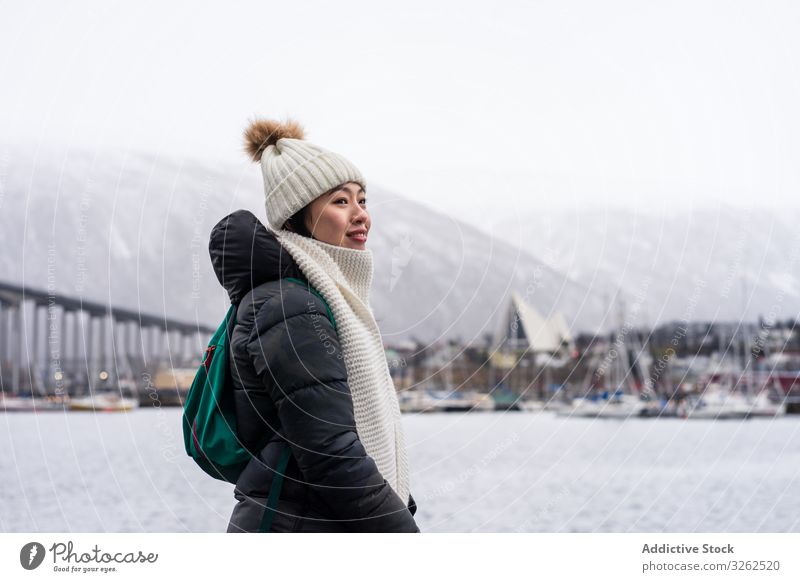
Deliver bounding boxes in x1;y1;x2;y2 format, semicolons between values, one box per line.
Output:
0;279;216;399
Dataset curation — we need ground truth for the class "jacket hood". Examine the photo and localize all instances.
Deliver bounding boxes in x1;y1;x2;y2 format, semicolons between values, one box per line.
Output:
208;209;304;304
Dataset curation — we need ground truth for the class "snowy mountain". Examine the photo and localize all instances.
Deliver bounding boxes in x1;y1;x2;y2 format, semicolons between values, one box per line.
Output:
0;144;605;344
492;204;800;330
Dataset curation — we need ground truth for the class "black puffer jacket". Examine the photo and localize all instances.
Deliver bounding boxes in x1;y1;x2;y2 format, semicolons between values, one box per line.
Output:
209;210;419;533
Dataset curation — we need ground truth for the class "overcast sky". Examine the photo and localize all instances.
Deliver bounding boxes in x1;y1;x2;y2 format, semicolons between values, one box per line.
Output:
1;0;798;231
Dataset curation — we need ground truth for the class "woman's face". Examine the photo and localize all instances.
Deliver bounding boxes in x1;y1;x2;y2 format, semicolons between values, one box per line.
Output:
304;182;370;249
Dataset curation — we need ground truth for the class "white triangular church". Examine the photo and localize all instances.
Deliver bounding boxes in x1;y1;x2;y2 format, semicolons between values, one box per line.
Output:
498;291;574;355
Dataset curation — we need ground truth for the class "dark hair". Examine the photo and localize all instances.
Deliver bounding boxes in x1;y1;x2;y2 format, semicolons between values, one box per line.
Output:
283;205;312;237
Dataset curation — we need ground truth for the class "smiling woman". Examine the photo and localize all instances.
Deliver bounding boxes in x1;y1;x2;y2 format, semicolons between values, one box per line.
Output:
210;118;418;533
284;182;371;249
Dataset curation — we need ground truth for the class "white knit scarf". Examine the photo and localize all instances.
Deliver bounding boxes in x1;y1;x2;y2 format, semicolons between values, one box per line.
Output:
272;229;411;505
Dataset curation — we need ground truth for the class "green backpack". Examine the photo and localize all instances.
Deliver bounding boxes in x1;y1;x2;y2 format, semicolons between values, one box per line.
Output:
182;277;335;531
182;302;247;483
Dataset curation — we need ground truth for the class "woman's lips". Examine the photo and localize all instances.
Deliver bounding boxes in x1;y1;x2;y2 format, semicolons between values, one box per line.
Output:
347;232;367;243
347;230;368;243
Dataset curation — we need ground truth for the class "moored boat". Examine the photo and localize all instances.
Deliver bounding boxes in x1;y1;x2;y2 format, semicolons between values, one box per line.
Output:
0;394;69;412
679;384;750;419
69;392;139;412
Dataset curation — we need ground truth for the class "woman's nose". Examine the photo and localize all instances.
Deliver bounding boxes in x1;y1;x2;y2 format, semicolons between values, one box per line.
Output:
352;206;369;224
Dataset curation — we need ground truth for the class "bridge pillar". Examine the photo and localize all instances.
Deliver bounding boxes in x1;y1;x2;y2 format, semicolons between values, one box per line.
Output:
69;309;84;392
0;301;7;391
150;325;163;369
31;303;42;394
11;302;22;394
86;314;97;395
166;328;179;365
183;332;196;367
126;321;142;374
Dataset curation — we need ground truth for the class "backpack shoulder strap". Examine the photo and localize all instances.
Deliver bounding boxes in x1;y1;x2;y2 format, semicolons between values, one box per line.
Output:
283;276;336;331
257;443;292;533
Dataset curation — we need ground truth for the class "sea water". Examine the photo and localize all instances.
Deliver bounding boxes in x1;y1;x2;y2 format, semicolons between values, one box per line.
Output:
1;408;798;532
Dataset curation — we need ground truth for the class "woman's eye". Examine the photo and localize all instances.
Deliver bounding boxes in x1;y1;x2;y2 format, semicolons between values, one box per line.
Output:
332;197;366;205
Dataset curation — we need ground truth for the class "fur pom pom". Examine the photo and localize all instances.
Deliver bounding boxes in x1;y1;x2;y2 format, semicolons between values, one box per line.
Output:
243;118;305;162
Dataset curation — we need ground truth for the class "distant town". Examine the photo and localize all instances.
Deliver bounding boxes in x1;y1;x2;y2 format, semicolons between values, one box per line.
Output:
1;279;796;418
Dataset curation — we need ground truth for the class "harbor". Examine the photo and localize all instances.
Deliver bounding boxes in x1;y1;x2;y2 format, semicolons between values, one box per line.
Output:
2;278;799;422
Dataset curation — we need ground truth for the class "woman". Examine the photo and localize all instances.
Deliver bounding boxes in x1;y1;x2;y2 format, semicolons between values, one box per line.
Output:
209;118;419;532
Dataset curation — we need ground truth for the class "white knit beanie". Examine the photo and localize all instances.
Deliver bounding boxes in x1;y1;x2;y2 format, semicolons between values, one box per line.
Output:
243;118;366;232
